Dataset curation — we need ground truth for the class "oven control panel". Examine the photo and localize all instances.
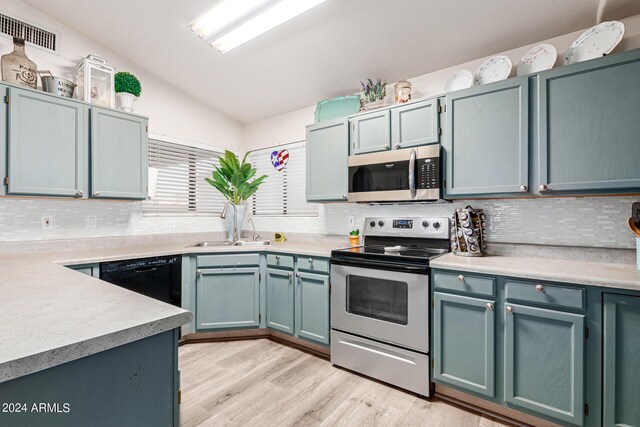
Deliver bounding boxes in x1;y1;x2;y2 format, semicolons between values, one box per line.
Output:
365;217;449;239
393;219;413;228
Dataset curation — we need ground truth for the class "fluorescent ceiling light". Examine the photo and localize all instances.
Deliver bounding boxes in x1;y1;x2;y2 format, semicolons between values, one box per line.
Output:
192;0;328;53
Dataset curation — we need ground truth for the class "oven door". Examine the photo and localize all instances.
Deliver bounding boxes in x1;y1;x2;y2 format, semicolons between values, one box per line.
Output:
330;263;429;352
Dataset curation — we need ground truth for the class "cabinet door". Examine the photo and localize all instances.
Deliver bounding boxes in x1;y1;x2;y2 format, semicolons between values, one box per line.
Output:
296;271;329;345
91;107;147;199
266;268;294;334
537;50;640;194
603;293;640;427
7;87;85;197
444;78;529;197
0;85;6;196
349;110;391;155
433;292;495;397
196;267;260;330
306;118;348;201
504;303;584;425
391;98;440;149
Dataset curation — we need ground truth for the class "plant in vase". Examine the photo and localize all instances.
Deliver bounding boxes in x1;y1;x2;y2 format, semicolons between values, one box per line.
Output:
349;229;360;246
205;150;267;242
114;71;141;112
360;78;387;110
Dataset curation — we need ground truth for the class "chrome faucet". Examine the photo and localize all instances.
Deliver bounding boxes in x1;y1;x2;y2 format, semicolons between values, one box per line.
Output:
220;201;239;242
247;218;260;242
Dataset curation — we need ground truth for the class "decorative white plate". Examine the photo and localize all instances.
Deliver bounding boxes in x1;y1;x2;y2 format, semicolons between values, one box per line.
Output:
474;56;512;85
445;69;474;92
517;43;557;76
564;21;625;65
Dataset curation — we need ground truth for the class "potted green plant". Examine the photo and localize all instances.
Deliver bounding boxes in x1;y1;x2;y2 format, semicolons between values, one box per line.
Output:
114;71;141;113
360;78;387;110
205;150;267;241
349;229;360;246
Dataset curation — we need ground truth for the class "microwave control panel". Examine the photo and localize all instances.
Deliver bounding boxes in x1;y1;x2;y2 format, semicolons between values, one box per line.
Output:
418;157;440;189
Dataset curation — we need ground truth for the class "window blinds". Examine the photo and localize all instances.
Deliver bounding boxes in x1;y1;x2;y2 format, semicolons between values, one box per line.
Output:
248;141;318;216
143;139;226;216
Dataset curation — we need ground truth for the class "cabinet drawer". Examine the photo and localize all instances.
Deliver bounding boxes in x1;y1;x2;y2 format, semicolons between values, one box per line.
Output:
197;253;260;268
505;280;585;311
267;254;294;270
433;271;495;297
297;256;329;274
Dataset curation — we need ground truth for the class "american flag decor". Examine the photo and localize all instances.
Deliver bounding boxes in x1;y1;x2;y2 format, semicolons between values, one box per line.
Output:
270;149;289;171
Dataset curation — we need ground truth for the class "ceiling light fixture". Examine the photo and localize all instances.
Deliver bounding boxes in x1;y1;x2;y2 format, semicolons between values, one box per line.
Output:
191;0;328;53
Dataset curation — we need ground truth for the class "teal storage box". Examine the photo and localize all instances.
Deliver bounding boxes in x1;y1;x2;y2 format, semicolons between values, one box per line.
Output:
314;95;361;122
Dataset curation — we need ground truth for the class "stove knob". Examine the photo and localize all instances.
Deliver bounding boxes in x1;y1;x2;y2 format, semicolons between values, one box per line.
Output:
369;221;376;228
433;221;441;230
378;220;385;227
422;220;430;228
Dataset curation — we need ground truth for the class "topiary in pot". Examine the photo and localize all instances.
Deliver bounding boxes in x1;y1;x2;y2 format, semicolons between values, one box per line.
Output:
114;71;141;113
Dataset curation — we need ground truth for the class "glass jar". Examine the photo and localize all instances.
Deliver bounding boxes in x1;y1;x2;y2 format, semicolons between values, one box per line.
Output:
394;80;412;104
1;37;38;89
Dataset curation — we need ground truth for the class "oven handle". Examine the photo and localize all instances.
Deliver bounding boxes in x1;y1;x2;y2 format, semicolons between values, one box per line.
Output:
409;148;416;199
330;258;429;274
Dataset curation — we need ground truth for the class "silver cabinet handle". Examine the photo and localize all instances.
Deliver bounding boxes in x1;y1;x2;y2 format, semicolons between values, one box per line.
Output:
308;258;313;264
409;148;417;199
506;305;514;313
394;143;401;149
457;274;465;282
93;192;100;196
384;145;390;150
486;303;494;311
535;284;545;293
519;185;528;192
288;272;292;279
75;190;84;197
296;272;301;278
196;270;202;278
539;184;548;192
342;194;347;200
275;255;280;260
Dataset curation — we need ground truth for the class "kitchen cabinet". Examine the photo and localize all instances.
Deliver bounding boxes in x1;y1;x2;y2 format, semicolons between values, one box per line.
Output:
433;292;495;397
504;303;585;426
603;293;640;427
391;98;440;149
444;77;529;198
296;270;330;345
349;109;391;155
306;118;348;201
535;49;640;195
196;267;260;331
266;267;295;334
6;86;87;197
90;106;148;199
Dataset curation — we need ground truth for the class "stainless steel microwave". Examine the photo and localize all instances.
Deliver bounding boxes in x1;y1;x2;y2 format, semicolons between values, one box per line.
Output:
347;145;442;202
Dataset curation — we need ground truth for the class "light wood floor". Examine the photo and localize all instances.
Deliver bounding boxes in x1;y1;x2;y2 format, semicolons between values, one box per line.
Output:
179;339;510;427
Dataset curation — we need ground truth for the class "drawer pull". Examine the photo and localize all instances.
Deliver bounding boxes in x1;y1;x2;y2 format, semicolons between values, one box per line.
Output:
308;258;313;264
506;305;514;314
197;270;202;278
457;274;465;282
288;272;292;279
486;303;494;311
296;272;301;278
535;284;545;293
519;185;528;192
275;255;280;260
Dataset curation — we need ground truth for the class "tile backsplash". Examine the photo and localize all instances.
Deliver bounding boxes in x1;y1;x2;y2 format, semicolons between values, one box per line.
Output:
0;196;637;249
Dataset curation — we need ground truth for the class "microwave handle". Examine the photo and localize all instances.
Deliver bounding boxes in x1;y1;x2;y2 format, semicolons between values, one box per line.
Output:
409;148;416;199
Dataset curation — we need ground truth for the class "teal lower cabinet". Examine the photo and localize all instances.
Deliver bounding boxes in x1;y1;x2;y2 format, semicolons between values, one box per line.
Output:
504;303;585;426
295;270;330;345
196;267;260;330
433;292;495;397
603;293;640;427
266;267;295;334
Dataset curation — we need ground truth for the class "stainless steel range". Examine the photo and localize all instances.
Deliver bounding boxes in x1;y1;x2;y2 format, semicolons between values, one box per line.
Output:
330;216;450;396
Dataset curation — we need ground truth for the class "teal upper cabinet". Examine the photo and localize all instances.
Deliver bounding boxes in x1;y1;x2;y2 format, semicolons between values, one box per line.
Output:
444;77;529;197
296;270;329;345
536;50;640;195
7;87;86;197
266;268;294;334
196;267;260;331
391;98;440;149
433;292;495;398
90;107;148;199
603;293;640;427
504;303;585;426
0;84;6;196
349;109;391;155
306;118;348;201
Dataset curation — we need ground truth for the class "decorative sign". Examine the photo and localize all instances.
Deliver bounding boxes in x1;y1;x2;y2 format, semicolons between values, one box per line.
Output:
270;149;289;171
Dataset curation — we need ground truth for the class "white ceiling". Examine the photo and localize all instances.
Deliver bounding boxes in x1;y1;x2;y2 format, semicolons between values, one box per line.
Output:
24;0;640;124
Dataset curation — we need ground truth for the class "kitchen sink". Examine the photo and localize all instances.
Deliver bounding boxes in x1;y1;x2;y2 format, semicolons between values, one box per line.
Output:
188;240;270;248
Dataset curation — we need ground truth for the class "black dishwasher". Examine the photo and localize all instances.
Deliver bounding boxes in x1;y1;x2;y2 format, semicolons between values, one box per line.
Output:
100;255;182;307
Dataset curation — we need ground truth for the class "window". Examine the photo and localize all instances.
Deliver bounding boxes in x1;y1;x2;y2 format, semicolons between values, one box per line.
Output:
247;141;318;216
143;139;226;216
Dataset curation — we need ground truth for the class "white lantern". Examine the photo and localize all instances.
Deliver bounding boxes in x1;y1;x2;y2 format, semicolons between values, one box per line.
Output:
76;54;115;108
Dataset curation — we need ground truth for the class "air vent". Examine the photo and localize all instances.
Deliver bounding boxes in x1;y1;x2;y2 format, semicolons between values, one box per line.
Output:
0;12;57;53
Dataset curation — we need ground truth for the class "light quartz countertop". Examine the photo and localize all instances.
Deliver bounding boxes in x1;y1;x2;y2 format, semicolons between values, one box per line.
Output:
0;236;344;384
431;253;640;290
